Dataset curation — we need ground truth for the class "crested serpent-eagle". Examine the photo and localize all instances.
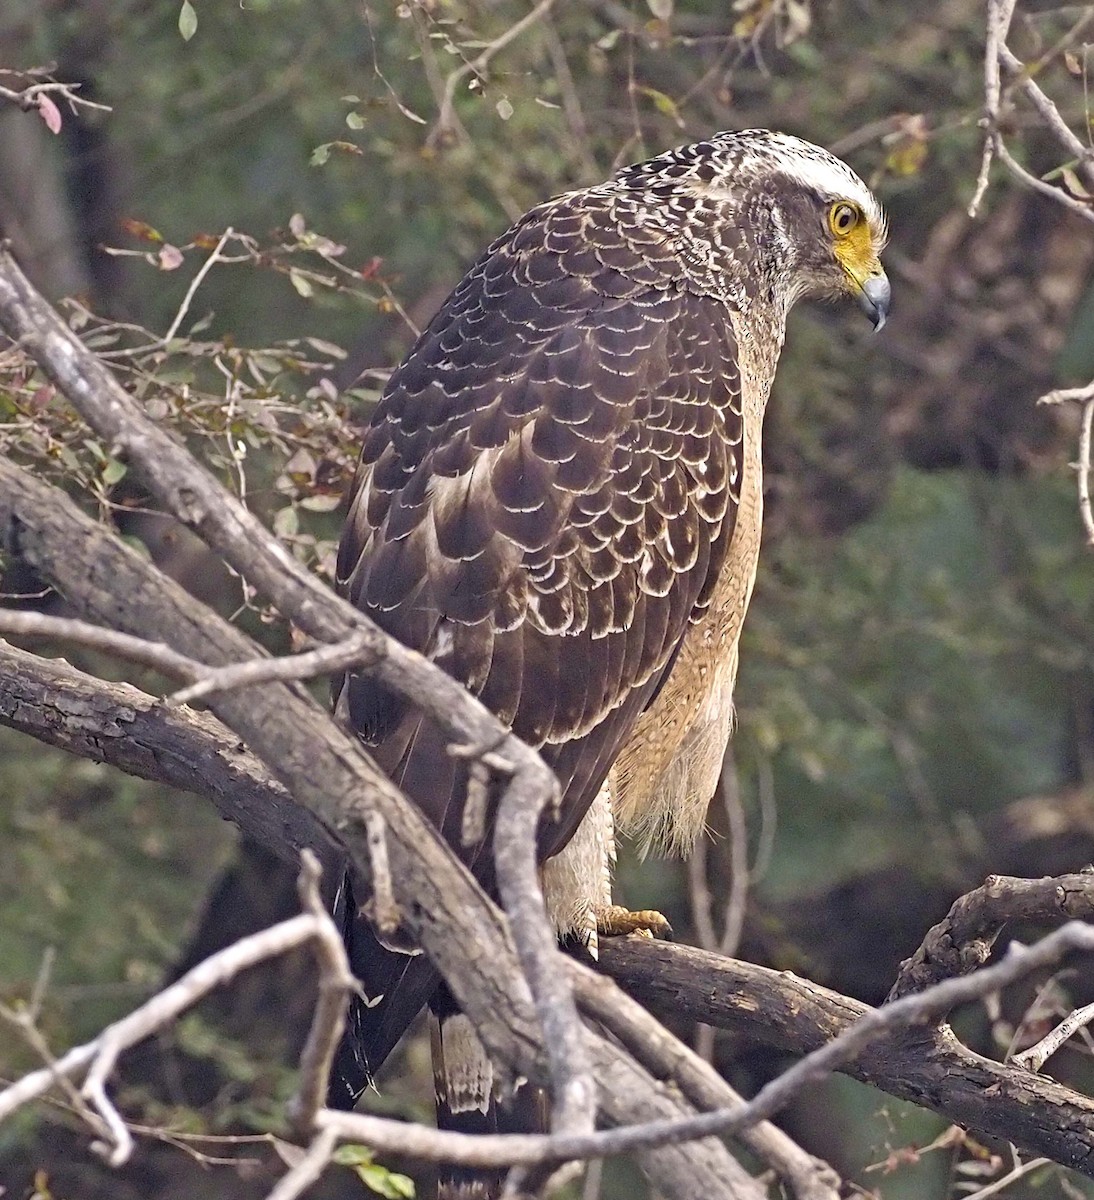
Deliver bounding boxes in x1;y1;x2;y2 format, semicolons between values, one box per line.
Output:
330;127;889;1180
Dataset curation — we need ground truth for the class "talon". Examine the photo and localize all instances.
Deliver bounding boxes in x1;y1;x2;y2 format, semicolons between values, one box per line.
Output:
596;904;673;939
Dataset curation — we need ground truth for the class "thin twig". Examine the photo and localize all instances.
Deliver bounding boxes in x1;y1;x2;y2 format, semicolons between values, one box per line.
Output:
0;77;111;116
264;1128;340;1200
0;609;204;680
430;0;556;144
963;1156;1051;1200
286;853;358;1135
1037;383;1094;548
995;139;1094;225
1013;1001;1094;1071
163;227;236;345
969;0;1019;217
1078;397;1094;547
168;631;377;705
0;913;334;1131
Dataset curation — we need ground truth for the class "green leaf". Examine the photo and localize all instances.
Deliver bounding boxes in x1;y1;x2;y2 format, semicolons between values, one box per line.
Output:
273;506;299;538
310;143;332;167
495;97;514;121
634;85;681;125
345;111;366;130
101;459;128;486
333;1148;414;1198
178;0;197;41
357;1163;415;1198
289;270;314;298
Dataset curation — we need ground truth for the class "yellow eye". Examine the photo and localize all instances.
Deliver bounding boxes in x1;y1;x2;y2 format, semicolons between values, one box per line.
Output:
829;202;860;237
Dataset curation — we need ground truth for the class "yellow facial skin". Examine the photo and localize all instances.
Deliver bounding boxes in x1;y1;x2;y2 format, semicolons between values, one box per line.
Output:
830;202;890;329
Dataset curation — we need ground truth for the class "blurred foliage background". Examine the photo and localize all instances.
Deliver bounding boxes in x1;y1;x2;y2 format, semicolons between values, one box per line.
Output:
3;1;1094;1197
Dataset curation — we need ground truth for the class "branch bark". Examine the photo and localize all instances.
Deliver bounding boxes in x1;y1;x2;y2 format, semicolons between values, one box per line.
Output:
597;935;1094;1178
889;871;1094;1000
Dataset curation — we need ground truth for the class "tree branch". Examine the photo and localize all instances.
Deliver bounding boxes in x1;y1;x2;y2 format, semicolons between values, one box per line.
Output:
0;638;335;865
6;614;1094;1180
306;919;1094;1170
888;871;1094;1000
568;960;841;1200
597;932;1094;1177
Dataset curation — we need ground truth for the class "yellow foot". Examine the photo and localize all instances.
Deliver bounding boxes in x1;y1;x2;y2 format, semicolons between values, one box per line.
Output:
596;905;673;940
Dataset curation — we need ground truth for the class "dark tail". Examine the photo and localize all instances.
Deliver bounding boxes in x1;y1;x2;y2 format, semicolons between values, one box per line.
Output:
431;984;548;1200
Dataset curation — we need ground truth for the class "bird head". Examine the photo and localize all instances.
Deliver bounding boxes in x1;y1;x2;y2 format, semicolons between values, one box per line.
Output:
619;129;890;330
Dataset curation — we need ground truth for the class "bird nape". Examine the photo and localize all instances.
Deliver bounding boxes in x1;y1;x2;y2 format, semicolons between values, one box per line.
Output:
329;128;889;1197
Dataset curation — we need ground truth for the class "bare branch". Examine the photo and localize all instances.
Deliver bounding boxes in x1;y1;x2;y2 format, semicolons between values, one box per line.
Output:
0;911;334;1132
5;637;1093;1185
1013;1000;1094;1072
430;0;557;146
313;920;1094;1170
0;72;111;122
0;609;205;681
265;1128;340;1200
285;854;357;1136
168;631;377;705
889;872;1094;1001
0;639;336;866
969;0;1017;217
971;0;1094;222
569;962;841;1200
598;931;1094;1176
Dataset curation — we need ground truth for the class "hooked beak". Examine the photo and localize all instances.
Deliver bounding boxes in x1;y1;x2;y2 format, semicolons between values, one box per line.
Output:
856;271;891;332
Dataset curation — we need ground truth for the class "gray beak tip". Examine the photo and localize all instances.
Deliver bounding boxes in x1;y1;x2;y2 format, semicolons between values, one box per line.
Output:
858;272;891;333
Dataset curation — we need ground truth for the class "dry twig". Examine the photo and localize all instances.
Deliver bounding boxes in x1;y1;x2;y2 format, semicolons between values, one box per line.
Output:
1013;1001;1094;1072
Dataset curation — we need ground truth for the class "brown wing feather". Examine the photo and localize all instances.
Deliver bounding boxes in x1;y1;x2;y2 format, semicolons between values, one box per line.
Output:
330;188;743;1096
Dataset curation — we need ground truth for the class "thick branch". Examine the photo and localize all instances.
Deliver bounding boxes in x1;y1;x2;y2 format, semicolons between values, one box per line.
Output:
597;936;1094;1177
0;639;334;863
888;872;1094;1000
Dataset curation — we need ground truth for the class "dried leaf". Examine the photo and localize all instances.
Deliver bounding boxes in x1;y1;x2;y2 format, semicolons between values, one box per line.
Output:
37;94;62;135
158;243;184;271
646;0;673;18
122;218;163;244
495;97;514;121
